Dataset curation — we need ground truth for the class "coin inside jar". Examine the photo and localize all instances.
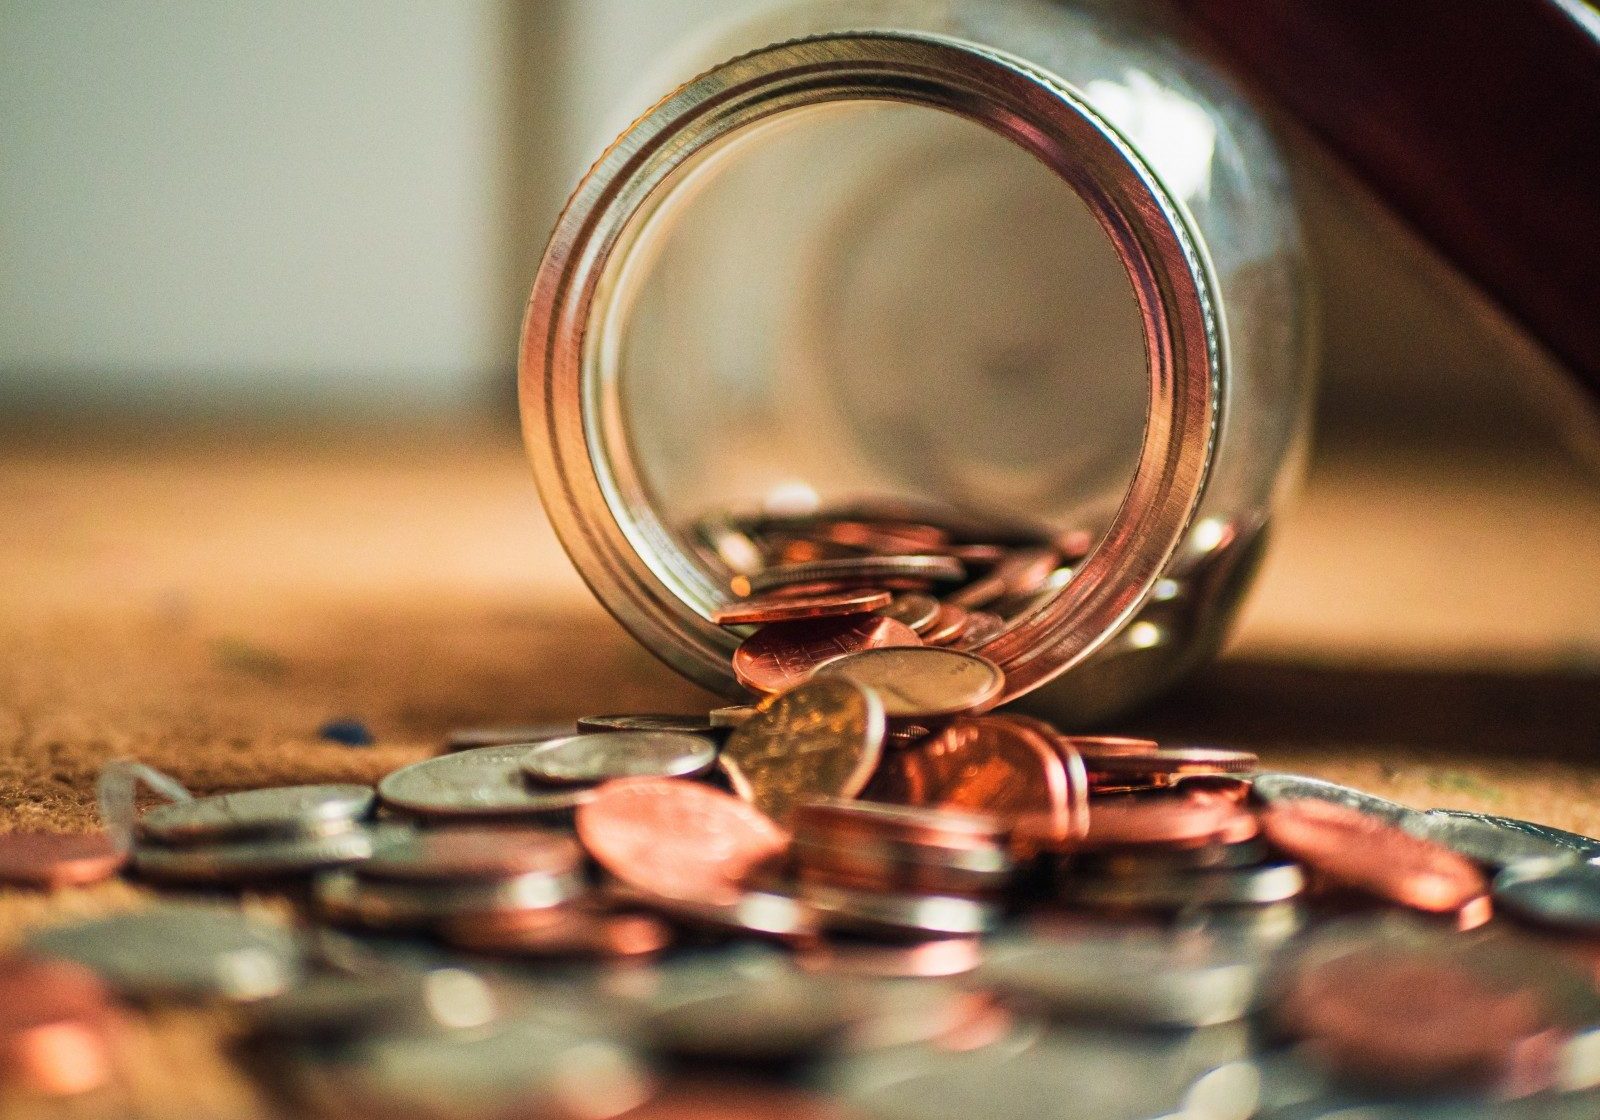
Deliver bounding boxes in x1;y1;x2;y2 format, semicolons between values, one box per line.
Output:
712;588;893;625
808;646;1005;718
731;613;920;695
521;731;718;785
734;554;965;597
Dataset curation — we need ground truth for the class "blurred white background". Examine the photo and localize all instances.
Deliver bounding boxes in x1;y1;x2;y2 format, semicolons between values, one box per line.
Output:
0;0;749;413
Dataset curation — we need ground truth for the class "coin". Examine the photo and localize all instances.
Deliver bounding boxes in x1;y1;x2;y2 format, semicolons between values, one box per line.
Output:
247;968;480;1040
721;678;885;824
1403;809;1600;868
27;903;304;1003
1493;858;1600;933
1248;773;1418;826
575;713;718;736
441;908;671;959
1065;861;1305;911
986;714;1090;842
361;825;582;882
0;956;119;1096
606;884;820;942
713;589;893;625
809;647;1005;718
953;611;1007;650
315;866;583;929
1081;747;1258;791
634;977;867;1062
876;716;1071;840
0;830;126;888
736;555;966;597
137;783;375;845
576;778;790;905
918;603;971;645
801;883;999;938
731;613;920;694
378;745;595;819
1077;835;1271;876
877;592;941;633
445;723;573;752
1273;945;1554;1092
1261;799;1490;921
522;731;718;785
946;546;1059;609
708;705;757;729
132;824;377;882
1079;796;1259;850
980;931;1263;1027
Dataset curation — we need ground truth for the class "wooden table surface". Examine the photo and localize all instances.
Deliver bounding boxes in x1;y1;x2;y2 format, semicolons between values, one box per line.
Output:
1;418;1598;1116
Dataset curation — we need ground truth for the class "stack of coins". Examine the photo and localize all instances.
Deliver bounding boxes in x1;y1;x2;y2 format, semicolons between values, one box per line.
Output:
15;536;1600;1118
131;783;379;883
314;826;594;941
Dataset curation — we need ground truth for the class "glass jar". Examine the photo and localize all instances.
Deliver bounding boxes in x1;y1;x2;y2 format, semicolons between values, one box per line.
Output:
519;0;1313;724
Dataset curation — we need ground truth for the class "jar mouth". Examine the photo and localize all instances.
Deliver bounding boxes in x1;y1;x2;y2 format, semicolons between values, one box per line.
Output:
520;31;1220;704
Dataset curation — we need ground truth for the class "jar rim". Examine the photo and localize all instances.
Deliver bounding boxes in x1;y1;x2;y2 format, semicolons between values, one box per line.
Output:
519;30;1220;704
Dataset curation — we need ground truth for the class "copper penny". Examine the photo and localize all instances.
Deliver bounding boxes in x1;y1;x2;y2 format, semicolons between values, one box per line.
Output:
810;647;1005;719
440;907;670;959
361;826;582;882
1262;798;1490;917
1082;746;1259;790
919;603;970;645
712;589;892;626
732;613;920;695
945;546;1059;609
1275;948;1554;1092
576;778;790;906
1076;793;1259;850
0;831;125;889
879;715;1071;839
720;677;885;824
737;555;965;597
986;714;1089;841
0;956;119;1096
809;519;950;554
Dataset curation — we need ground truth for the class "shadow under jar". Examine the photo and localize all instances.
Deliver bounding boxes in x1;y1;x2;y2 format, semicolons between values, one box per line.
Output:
519;0;1313;724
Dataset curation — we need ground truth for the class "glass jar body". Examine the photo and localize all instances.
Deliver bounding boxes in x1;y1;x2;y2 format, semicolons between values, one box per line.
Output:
521;0;1313;724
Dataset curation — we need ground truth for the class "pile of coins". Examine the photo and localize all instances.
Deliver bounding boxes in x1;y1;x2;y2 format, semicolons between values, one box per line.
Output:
8;527;1600;1115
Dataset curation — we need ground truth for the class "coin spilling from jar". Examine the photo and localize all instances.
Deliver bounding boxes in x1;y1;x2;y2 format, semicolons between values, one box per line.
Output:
12;506;1600;1114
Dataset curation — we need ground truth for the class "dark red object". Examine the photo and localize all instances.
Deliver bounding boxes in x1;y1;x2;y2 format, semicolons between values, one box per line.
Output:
1179;0;1600;396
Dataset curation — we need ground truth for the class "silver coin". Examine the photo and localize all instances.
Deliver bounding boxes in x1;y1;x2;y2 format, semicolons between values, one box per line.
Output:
1066;861;1305;912
300;1007;654;1120
1405;809;1600;868
607;884;820;942
27;902;304;1003
743;554;966;594
708;704;758;729
809;646;1006;718
444;723;573;752
136;783;375;844
378;745;595;819
1248;773;1418;825
575;713;718;737
248;965;495;1039
132;824;379;882
877;592;941;632
801;883;999;937
521;731;717;785
314;866;584;930
637;976;865;1061
1493;857;1600;933
980;930;1264;1027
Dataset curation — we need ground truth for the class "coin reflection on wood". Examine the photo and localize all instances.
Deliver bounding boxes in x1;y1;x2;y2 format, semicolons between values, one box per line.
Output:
0;831;126;889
